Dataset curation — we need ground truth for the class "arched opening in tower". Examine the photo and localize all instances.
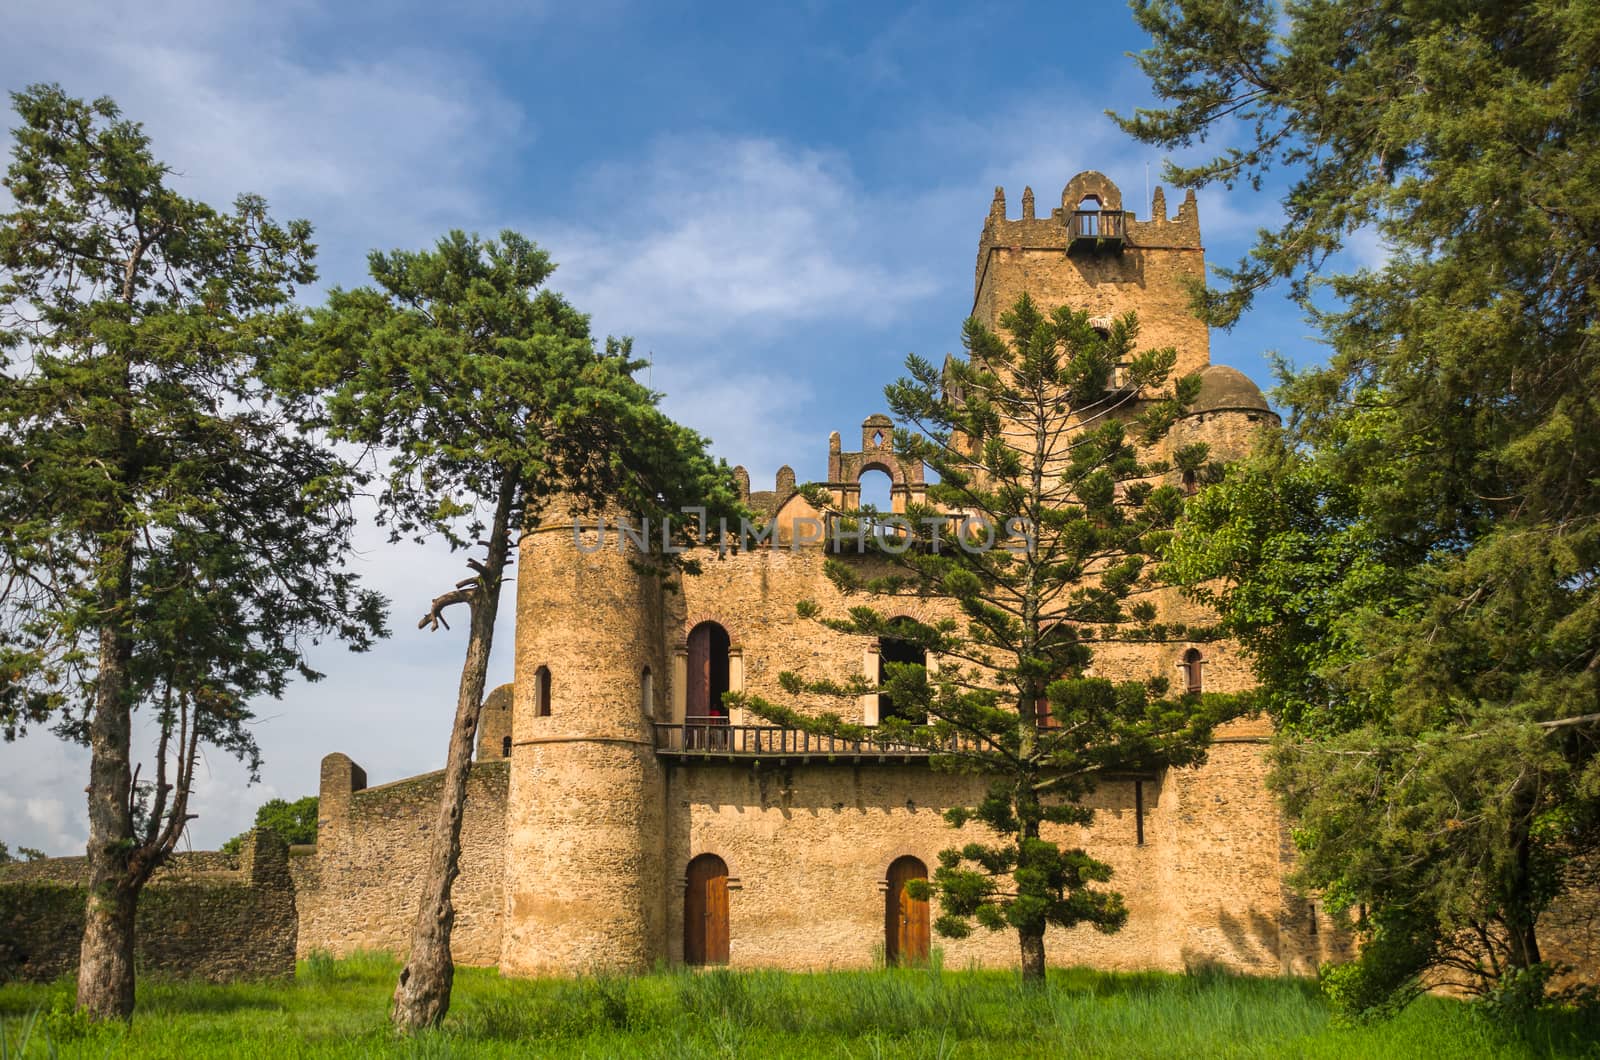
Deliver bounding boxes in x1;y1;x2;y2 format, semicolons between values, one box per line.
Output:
1182;647;1205;694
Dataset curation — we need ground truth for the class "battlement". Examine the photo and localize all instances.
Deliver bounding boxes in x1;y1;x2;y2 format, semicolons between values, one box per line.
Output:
972;170;1211;377
977;171;1202;278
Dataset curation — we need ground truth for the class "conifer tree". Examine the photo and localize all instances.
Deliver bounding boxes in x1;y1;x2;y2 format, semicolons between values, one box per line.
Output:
1124;0;1600;1008
737;294;1227;982
0;85;386;1021
291;231;740;1030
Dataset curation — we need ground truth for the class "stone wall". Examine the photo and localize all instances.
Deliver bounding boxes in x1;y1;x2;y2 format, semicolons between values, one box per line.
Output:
656;736;1352;974
292;757;508;963
0;829;296;982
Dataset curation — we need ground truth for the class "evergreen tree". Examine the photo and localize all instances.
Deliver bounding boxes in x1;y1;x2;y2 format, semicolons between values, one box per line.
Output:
1125;0;1600;1008
290;230;740;1030
0;86;386;1020
737;295;1227;982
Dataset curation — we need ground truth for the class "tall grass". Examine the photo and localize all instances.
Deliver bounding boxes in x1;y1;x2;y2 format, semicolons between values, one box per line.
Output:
2;954;1596;1058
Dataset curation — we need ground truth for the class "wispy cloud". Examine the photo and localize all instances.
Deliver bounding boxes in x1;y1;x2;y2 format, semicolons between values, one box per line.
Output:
2;1;527;289
537;135;939;341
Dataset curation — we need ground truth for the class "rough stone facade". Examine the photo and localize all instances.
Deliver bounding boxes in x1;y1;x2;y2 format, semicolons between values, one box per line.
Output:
291;756;508;964
0;829;296;982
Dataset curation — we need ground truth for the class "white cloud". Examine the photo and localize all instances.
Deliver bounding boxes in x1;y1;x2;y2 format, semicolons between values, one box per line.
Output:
1;1;526;289
536;135;939;341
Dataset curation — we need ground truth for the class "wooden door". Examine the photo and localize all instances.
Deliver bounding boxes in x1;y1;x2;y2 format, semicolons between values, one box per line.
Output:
687;629;711;717
886;856;930;965
685;854;730;966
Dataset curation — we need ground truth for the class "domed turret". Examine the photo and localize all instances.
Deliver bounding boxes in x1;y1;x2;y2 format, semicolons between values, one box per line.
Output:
1190;365;1272;415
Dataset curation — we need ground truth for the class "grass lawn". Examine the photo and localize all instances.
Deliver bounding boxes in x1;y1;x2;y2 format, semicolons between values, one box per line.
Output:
2;953;1597;1058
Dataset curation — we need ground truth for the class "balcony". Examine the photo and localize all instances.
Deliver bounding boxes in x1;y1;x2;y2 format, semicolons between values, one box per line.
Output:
653;721;979;764
1068;210;1124;252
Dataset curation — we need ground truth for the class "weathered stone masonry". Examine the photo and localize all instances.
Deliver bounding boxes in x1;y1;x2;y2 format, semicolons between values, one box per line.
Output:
0;829;296;982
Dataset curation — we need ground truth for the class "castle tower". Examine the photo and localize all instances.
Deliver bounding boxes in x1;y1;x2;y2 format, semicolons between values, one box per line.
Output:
974;171;1210;378
499;510;669;975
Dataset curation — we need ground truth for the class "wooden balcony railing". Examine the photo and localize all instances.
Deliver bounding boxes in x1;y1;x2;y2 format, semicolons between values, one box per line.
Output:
654;721;981;762
1069;209;1125;249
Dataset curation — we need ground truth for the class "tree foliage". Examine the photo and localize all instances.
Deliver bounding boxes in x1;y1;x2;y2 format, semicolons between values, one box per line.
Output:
0;84;386;1020
1126;0;1600;1010
285;229;742;1030
219;796;319;855
738;294;1231;980
0;842;46;864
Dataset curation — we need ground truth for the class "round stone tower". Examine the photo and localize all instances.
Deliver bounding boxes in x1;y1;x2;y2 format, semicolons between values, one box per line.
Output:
499;511;668;975
1176;363;1279;463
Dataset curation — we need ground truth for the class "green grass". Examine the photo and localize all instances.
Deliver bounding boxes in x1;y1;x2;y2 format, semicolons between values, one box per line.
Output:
2;954;1596;1058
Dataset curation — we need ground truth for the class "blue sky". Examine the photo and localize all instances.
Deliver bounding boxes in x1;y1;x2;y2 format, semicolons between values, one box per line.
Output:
0;1;1346;852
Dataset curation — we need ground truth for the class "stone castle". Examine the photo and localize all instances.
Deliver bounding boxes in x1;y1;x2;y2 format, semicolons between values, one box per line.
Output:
290;170;1347;977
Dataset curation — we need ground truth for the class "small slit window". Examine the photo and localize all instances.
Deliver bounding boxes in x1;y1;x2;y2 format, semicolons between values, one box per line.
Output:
501;735;512;759
535;665;552;717
1182;649;1204;695
641;666;654;718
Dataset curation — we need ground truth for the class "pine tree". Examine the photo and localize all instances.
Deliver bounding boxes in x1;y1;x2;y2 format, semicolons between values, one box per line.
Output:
289;230;740;1030
737;294;1228;982
0;85;386;1020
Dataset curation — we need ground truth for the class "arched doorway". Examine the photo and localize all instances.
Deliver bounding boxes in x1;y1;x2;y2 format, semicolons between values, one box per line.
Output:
886;856;930;965
684;853;730;966
686;621;731;748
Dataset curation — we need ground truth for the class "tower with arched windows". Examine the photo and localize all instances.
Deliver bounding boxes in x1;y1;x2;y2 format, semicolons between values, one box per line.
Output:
496;510;670;976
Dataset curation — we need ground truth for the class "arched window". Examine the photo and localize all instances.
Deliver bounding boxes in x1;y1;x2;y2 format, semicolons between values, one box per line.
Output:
1033;625;1070;728
1182;648;1204;695
858;466;895;539
501;735;512;759
535;665;552;717
879;617;926;724
641;666;654;718
1182;468;1198;496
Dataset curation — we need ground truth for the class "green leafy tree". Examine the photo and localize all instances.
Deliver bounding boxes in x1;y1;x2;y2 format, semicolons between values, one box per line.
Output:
0;842;47;863
219;796;319;854
0;86;387;1021
736;295;1228;982
288;230;741;1030
1125;0;1600;1008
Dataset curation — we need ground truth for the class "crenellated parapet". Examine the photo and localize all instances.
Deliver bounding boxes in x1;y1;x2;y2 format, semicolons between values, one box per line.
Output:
977;171;1202;293
974;170;1212;378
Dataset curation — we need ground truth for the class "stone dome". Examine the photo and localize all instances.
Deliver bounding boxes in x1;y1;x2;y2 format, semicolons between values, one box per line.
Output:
1191;364;1272;414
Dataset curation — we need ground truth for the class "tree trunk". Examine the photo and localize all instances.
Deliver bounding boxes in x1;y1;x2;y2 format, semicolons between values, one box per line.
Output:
392;478;515;1032
1019;929;1047;985
1504;793;1543;972
77;547;137;1021
1016;794;1048;986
